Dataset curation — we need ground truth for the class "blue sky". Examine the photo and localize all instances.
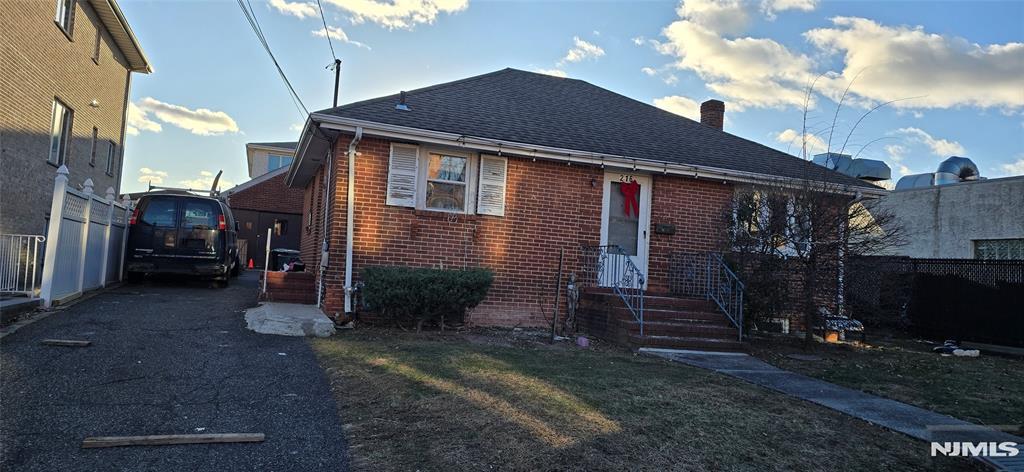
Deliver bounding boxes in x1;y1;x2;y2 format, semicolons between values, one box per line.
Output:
120;0;1024;192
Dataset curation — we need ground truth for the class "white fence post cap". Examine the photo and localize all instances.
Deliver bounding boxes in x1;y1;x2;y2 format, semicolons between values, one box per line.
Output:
83;178;94;194
55;165;70;182
105;187;115;201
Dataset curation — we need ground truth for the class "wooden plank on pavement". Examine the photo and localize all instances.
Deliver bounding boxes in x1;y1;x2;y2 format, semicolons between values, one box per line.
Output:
81;433;265;448
41;339;91;347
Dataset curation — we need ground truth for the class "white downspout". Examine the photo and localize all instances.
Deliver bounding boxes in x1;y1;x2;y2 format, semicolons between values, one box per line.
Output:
344;127;363;314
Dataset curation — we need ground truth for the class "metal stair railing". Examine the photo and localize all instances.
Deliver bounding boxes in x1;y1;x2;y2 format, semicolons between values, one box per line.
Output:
581;245;646;336
706;252;744;341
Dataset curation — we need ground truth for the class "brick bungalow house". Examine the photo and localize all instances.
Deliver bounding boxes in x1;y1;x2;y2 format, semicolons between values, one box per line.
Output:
224;142;304;268
284;68;883;350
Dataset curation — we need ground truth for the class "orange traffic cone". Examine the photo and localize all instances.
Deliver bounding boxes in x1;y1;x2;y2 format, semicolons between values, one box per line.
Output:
247;258;254;269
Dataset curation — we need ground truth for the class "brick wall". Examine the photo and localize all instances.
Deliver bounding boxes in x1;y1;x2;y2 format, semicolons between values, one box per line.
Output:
299;134;735;327
227;171;305;214
0;0;133;235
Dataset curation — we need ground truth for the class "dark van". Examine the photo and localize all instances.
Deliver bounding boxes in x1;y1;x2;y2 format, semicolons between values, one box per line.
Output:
125;193;240;285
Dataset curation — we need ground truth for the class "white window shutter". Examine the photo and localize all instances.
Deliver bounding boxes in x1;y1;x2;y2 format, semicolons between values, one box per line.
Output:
386;144;419;207
477;154;507;216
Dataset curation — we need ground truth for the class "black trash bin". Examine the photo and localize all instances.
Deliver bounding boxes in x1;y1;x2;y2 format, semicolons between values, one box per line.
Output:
268;248;302;271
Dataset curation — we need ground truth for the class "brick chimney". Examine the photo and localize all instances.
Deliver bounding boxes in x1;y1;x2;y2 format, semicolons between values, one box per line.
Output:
700;99;725;130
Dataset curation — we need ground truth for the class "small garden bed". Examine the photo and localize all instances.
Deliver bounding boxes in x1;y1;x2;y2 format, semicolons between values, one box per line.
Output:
312;328;981;471
751;333;1024;427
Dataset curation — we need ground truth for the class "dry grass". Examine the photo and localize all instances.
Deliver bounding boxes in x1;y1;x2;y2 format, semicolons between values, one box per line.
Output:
751;334;1024;427
312;328;982;472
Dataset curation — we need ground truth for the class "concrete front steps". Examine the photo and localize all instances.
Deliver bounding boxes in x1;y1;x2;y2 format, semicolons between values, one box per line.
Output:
578;290;747;352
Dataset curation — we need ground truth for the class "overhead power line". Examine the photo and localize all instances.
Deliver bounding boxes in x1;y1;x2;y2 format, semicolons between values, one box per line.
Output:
315;0;337;62
236;0;309;118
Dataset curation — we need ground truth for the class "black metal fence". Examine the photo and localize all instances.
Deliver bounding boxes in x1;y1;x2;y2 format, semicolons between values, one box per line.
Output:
845;256;1024;346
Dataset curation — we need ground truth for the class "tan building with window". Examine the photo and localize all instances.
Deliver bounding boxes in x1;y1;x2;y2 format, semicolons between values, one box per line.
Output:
0;0;151;236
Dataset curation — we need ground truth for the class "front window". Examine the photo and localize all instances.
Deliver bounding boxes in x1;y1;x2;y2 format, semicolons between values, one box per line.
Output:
425;153;467;211
267;154;293;172
48;99;73;166
55;0;74;35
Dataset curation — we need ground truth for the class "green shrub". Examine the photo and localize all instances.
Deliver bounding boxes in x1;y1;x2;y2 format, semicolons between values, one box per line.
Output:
361;266;494;330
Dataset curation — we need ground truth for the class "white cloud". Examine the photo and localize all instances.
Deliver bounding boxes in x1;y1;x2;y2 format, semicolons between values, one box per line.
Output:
323;0;468;29
135;97;239;136
313;26;370;49
653;95;701;121
180;171;234;192
896;127;966;157
641;67;657;76
776;128;826;155
885;144;913;175
632;36;645;46
126;102;162;136
559;36;605;65
663;74;679;85
137;167;168;185
1000;158;1024;176
656;1;815;110
534;68;567;78
289;122;305;132
805;17;1024;110
677;0;750;35
760;0;817;20
269;0;318;19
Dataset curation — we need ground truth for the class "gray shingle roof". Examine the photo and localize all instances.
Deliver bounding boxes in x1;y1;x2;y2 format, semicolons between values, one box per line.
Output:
249;141;298;151
319;68;878;189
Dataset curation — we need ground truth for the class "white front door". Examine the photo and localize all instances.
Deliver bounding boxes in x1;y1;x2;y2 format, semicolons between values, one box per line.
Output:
599;171;651;289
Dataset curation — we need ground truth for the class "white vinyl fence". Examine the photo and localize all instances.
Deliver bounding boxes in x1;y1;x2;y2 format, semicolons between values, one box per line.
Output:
39;165;133;307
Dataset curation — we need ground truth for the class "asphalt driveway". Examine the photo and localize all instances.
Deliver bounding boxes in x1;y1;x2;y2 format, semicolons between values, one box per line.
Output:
0;272;348;471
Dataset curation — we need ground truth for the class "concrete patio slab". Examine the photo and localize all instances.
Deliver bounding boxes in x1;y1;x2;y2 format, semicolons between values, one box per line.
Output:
649;350;1024;471
245;302;336;338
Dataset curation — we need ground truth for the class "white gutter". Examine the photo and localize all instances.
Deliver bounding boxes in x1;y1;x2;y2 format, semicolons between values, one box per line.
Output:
343;127;363;314
310;113;887;197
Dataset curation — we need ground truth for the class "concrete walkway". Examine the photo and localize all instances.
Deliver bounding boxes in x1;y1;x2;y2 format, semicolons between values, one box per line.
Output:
644;349;1024;471
245;302;336;337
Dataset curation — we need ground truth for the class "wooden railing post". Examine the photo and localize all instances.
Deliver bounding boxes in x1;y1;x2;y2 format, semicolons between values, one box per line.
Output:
119;195;132;282
39;166;70;307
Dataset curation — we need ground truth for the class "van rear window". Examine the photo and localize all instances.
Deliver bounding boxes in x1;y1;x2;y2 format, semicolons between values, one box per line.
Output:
140;198;177;227
182;200;220;229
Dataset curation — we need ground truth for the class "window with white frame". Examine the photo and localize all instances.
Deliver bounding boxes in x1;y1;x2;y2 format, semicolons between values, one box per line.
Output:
268;154;293;172
105;140;116;175
55;0;74;36
385;143;507;216
48;98;73;166
425;153;468;211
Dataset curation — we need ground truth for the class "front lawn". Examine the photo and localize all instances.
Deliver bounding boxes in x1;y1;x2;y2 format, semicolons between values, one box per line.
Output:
312;329;980;471
751;334;1024;427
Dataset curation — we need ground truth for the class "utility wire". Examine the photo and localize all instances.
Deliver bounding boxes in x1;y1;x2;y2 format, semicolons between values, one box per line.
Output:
236;0;309;118
315;0;337;62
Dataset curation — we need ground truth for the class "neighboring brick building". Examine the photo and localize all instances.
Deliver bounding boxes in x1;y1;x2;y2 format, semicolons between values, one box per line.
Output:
285;69;882;347
225;142;304;268
0;0;150;236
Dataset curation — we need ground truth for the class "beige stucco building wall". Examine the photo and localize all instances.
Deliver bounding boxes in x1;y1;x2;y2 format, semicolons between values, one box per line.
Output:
0;0;136;235
872;176;1024;258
